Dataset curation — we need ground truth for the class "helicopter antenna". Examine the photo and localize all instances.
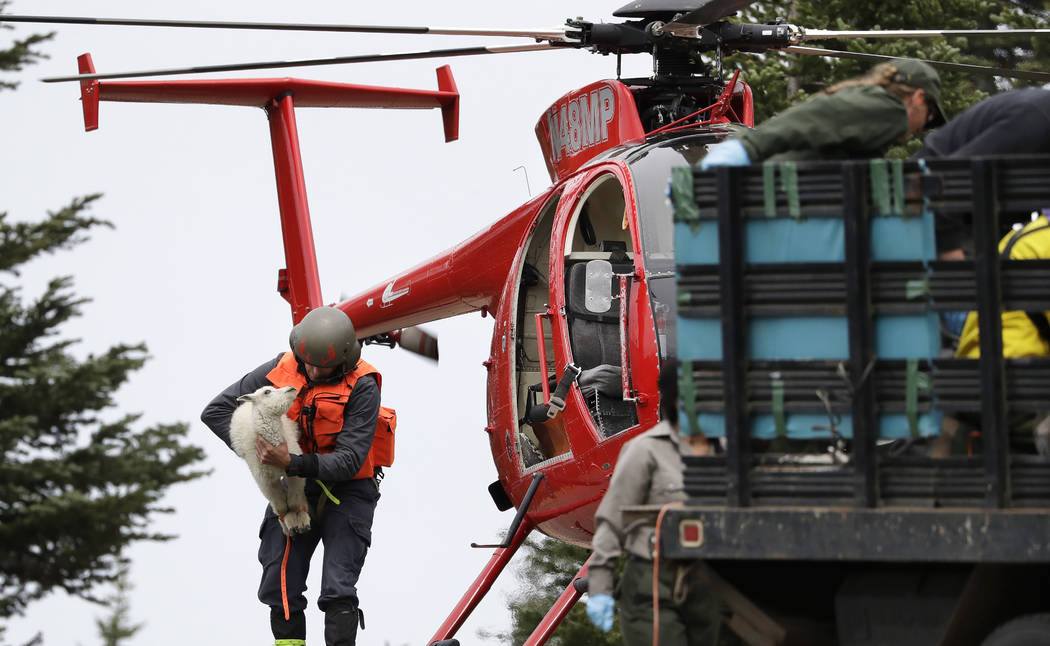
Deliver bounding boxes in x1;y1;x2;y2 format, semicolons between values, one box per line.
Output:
513;165;532;198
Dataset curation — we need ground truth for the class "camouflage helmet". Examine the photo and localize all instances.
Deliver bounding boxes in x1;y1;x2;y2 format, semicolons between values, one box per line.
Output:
289;306;361;370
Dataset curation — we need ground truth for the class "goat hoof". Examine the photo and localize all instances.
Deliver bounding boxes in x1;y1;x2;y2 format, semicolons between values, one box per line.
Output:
283;509;311;535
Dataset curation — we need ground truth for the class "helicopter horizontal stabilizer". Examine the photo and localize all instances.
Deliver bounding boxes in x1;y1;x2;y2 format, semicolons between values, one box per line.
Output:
65;58;460;142
436;65;459;142
76;53;100;131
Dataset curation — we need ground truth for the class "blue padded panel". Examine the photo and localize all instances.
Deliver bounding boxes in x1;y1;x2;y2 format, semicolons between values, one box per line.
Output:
682;411;943;439
677;318;722;360
674;221;719;265
870;211;936;261
749;316;849;359
746;219;845;262
875;314;941;359
680;315;940;361
674;211;937;264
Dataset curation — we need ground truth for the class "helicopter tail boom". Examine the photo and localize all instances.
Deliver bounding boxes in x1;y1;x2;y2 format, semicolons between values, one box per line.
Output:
337;191;551;338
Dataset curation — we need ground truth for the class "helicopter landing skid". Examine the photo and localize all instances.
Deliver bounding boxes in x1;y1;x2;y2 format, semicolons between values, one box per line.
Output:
428;515;534;645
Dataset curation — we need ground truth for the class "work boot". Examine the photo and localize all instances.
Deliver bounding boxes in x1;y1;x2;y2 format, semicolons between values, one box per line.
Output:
271;608;306;643
324;601;360;646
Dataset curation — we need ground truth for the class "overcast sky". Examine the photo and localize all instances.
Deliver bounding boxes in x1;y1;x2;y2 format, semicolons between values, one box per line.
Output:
1;1;660;644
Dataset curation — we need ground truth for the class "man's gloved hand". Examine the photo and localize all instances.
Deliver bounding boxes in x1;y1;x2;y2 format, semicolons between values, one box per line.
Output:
578;364;623;399
699;139;751;170
586;593;615;632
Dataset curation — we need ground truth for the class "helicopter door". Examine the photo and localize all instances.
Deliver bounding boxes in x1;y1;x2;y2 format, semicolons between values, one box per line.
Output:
513;192;570;469
562;172;640;438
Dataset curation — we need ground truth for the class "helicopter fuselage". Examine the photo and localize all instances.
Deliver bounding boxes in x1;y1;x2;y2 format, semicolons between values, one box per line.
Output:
344;77;742;545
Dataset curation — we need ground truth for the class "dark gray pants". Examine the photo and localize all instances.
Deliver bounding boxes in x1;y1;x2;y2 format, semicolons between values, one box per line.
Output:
257;479;379;629
618;557;732;646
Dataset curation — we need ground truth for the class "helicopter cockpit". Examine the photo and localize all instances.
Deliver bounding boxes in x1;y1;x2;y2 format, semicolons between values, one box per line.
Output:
513;132;728;470
514;170;642;470
562;174;639;437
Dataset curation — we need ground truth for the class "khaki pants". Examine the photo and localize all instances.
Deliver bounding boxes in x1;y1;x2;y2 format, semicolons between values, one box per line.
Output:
618;557;736;646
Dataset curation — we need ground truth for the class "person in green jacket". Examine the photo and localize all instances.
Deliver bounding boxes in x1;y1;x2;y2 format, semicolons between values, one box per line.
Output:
700;59;946;168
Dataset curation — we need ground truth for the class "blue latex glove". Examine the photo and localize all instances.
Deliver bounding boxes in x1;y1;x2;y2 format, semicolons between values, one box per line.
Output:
940;310;969;338
699;139;751;170
586;593;615;632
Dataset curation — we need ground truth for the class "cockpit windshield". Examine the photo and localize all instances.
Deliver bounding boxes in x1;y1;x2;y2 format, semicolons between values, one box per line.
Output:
626;133;726;360
628;134;725;273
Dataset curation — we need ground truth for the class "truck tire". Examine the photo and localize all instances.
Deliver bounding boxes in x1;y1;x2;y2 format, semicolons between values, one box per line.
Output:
981;614;1050;646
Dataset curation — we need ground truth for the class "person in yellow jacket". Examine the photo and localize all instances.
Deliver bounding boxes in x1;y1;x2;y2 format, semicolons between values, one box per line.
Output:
202;306;389;646
956;212;1050;359
953;212;1050;455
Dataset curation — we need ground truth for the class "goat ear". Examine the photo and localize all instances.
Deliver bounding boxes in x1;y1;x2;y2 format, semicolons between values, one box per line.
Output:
236;393;254;403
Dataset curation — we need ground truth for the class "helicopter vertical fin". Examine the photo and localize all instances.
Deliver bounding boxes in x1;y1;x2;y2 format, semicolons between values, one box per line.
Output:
436;65;459;142
76;53;100;131
267;92;323;323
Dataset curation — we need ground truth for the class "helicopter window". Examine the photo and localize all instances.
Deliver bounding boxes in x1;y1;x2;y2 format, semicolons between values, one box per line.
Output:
566;174;633;256
513;191;573;469
564;172;639;438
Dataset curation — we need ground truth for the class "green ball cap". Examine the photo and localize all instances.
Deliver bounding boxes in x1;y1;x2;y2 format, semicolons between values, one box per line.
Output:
892;59;948;129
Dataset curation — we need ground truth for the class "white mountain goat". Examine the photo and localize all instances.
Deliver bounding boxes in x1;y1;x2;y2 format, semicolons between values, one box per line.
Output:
230;385;311;535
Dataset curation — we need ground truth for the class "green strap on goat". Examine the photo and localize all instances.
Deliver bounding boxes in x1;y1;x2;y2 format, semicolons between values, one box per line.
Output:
679;360;701;436
316;479;341;505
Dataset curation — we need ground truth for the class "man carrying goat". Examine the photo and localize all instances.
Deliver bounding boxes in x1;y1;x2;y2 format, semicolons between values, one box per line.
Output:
202;306;394;646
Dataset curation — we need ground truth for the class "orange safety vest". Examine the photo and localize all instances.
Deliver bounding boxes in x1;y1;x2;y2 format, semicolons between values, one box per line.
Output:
266;351;396;480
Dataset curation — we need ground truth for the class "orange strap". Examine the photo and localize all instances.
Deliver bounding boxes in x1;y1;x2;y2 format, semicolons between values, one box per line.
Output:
280;520;291;621
652;502;683;646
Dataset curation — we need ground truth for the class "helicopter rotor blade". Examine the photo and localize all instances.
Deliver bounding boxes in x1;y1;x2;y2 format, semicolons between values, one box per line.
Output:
0;14;576;42
671;0;758;26
784;45;1050;83
797;27;1050;42
40;43;556;83
394;327;439;362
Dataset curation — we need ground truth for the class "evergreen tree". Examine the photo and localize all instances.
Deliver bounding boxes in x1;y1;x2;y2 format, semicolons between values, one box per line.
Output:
482;537;621;646
0;2;209;633
94;563;141;646
0;0;51;91
0;202;210;623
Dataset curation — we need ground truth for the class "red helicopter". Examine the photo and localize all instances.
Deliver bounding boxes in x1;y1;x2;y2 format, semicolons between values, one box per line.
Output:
5;1;1049;643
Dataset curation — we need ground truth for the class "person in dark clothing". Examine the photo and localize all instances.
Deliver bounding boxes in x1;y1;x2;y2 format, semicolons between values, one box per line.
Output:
916;87;1050;158
909;88;1050;342
701;59;945;168
913;87;1050;259
202;306;390;646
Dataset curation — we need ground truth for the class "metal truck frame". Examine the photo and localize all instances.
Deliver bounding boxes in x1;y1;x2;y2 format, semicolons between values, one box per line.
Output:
657;156;1050;646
